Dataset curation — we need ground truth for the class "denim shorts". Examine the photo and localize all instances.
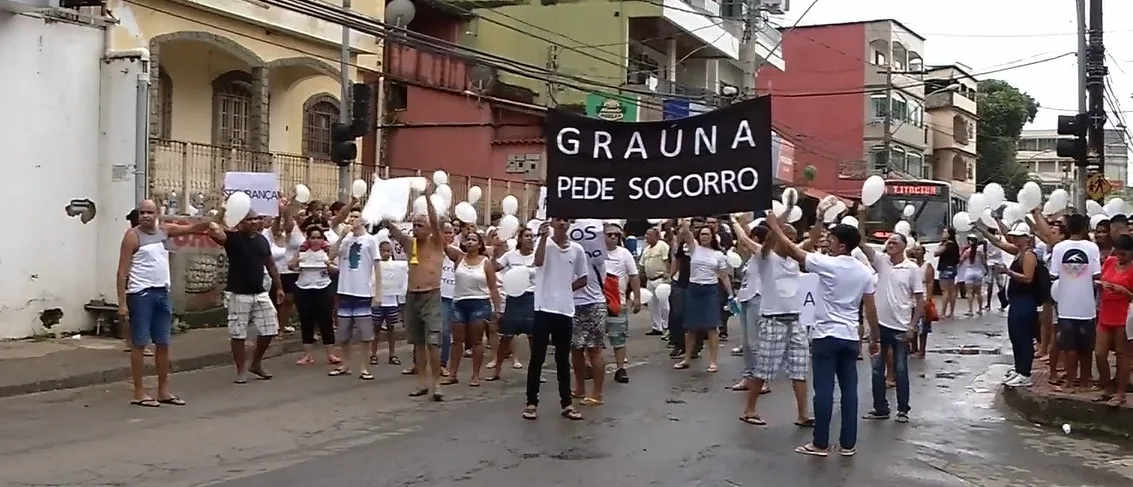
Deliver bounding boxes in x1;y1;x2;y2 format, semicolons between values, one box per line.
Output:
938;266;958;281
500;292;534;336
127;287;173;347
452;298;493;324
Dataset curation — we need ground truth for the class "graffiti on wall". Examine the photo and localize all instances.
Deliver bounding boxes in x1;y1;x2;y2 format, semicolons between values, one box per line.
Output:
165;218;227;317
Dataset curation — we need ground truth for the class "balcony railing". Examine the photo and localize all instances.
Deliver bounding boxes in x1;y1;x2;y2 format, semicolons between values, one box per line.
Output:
386;42;468;92
149;139;542;225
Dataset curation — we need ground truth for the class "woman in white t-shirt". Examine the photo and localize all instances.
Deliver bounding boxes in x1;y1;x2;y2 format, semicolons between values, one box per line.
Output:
442;232;502;387
264;202;304;333
487;227;537;380
288;225;340;366
674;220;733;373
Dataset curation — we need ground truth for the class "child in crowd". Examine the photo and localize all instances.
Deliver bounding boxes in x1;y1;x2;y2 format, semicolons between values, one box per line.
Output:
371;241;407;367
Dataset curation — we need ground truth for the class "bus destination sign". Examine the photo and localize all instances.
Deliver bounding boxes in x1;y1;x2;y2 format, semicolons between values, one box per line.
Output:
886;183;942;196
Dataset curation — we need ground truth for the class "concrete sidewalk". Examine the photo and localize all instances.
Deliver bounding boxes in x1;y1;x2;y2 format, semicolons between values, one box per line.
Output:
0;328;316;398
1002;367;1133;438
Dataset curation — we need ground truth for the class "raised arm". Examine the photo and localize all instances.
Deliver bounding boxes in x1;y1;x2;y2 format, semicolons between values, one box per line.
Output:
533;223;550;267
730;216;760;258
975;223;1018;255
424;185;442;245
765;212;808;265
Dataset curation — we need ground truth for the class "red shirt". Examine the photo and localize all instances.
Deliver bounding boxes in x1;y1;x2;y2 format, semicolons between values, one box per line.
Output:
1098;256;1133;327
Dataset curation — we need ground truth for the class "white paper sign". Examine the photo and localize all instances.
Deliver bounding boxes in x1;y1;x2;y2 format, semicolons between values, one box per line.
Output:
378;260;409;297
797;273;820;326
536;186;547;220
362;177;413;223
569;218;606;265
297;250;331;269
224;172;280;217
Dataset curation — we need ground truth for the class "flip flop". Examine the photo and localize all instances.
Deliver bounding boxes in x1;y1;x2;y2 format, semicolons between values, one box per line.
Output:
794;418;816;428
730;383;749;391
408;388;429;397
512;362;524;369
328;368;351;377
794;444;829;457
157;396;186;406
580;397;603;406
706;365;718;373
522;406;538;420
389;356;402;366
469;381;481;387
561;407;583;421
440;377;459;386
673;362;690;370
484;375;501;382
360;372;375;381
739;415;766;426
402;368;417;375
369;355;380;365
249;368;273;380
130;398;160;408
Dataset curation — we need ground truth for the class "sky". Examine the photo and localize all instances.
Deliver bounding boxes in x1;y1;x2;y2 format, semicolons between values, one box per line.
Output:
775;0;1133;133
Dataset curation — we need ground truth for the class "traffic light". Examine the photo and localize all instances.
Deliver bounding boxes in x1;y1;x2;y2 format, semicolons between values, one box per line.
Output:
1056;113;1087;163
330;83;375;166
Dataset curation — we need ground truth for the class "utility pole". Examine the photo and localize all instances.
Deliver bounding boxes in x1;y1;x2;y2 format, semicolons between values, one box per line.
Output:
337;0;353;202
545;45;561;106
1085;0;1108;208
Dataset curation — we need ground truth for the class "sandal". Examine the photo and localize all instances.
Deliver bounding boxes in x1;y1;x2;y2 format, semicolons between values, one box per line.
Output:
360;372;375;381
572;391;586;399
522;405;538;420
1092;394;1114;403
369;355;379;365
328;368;351;377
296;355;315;365
561;406;583;421
1108;396;1127;408
739;415;766;426
484;375;501;382
794;443;829;457
673;361;690;370
389;356;401;366
706;364;718;373
408;388;429;397
440;377;459;386
794;418;816;428
512;361;524;369
730;382;749;391
402;367;417;375
580;397;603;406
157;395;186;406
328;355;342;365
130;398;160;408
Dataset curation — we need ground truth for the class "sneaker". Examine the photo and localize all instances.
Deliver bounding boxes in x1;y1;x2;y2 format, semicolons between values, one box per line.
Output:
862;410;890;420
1006;374;1033;387
838;447;857;457
894;412;909;423
1002;371;1019;384
614;368;629;383
730;346;744;356
645;330;663;336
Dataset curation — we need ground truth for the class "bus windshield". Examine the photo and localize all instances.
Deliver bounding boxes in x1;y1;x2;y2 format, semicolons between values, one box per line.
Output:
863;182;951;245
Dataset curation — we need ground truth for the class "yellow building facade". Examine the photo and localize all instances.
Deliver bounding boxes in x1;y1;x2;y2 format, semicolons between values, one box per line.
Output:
106;0;385;202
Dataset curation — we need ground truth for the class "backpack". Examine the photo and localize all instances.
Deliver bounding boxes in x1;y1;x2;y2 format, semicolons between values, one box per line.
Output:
1031;250;1051;303
597;264;622;316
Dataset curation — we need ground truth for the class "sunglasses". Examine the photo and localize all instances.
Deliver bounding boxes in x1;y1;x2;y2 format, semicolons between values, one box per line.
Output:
606;232;620;237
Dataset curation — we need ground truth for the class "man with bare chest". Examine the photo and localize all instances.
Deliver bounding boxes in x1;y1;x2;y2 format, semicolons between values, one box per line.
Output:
388;184;445;400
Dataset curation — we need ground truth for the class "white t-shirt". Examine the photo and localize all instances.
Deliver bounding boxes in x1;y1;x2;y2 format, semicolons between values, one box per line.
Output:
295;250;332;290
759;252;801;315
263;227;304;275
440;245;457;299
498;249;537;294
535;239;588;317
872;253;924;331
689;244;726;285
1050;239;1102;319
604;246;639;293
573;248;606;306
736;255;761;303
336;233;378;298
805;252;876;341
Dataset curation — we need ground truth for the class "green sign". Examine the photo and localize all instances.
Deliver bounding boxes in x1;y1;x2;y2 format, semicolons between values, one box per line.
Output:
585;93;638;122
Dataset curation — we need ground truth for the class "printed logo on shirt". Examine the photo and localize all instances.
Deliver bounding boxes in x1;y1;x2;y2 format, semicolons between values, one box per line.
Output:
1060;248;1090;278
348;241;363;270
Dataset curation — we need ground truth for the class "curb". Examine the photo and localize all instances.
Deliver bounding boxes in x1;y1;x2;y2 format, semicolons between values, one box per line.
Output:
0;329;409;399
1001;383;1133;439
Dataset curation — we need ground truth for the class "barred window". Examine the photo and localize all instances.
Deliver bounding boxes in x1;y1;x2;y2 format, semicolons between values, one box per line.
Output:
302;94;340;157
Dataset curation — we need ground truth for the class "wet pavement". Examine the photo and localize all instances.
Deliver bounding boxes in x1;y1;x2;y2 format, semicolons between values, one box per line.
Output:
2;313;1133;487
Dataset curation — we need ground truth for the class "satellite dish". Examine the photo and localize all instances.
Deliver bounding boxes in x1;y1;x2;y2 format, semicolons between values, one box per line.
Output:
468;64;497;94
385;0;416;27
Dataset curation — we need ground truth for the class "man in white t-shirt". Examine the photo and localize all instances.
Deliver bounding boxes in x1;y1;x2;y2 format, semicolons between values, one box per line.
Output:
1049;213;1102;392
858;234;924;423
571;226;609;406
603;224;641;384
524;218;588;421
766;211;879;458
329;213;381;380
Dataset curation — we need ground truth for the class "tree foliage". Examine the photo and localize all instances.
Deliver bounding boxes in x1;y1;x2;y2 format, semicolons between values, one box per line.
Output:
976;79;1040;196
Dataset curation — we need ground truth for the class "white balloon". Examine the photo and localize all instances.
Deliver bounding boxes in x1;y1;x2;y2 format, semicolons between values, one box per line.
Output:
952;211;972;232
639;288;653;306
1107;197;1125;211
224;191;251;228
501;195;519;216
501;267;532;297
1042;200;1056;215
1086;199;1105;217
968;193;987;217
432;170;448;186
1049;189;1070;210
840;216;859;227
770;200;786;218
1051;280;1060;303
894;220;911;236
375;228;391;243
409;177;428;192
429;193;449;215
787;205;803;223
351;179;368;198
983;183;1005;209
412;195;427;216
1002;202;1022;223
468;185;483;205
1091;213;1109;229
1017;187;1041;212
654;283;672;302
506;238;518;251
725;250;743;268
1104;201;1123;216
824;201;847;223
648;218;666;224
435;184;453;205
781;187;799;207
497;214;520;240
861;175;886;206
1023;181;1042;197
902;204;915;218
454;201;477;223
980;208;996;227
294;184;312;203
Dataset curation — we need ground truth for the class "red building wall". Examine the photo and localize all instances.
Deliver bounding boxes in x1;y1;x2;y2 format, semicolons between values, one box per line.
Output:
757;23;868;198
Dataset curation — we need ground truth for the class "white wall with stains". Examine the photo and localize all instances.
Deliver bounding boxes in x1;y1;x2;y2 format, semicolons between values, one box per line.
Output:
0;13;105;338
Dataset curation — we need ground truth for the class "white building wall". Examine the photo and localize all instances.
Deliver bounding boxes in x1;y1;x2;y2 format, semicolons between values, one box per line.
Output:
0;13;106;338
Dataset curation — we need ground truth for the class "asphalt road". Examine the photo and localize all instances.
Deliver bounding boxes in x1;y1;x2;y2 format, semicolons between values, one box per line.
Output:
2;315;1132;487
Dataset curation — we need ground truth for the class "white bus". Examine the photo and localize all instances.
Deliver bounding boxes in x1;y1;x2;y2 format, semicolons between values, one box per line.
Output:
863;179;956;281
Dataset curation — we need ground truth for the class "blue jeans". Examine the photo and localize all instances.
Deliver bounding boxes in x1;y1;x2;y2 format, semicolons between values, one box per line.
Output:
126;287;173;347
440;298;454;367
871;327;910;415
739;296;761;379
811;337;859;450
1007;293;1037;376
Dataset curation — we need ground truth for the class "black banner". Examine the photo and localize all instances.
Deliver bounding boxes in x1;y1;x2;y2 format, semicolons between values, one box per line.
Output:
544;96;773;219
